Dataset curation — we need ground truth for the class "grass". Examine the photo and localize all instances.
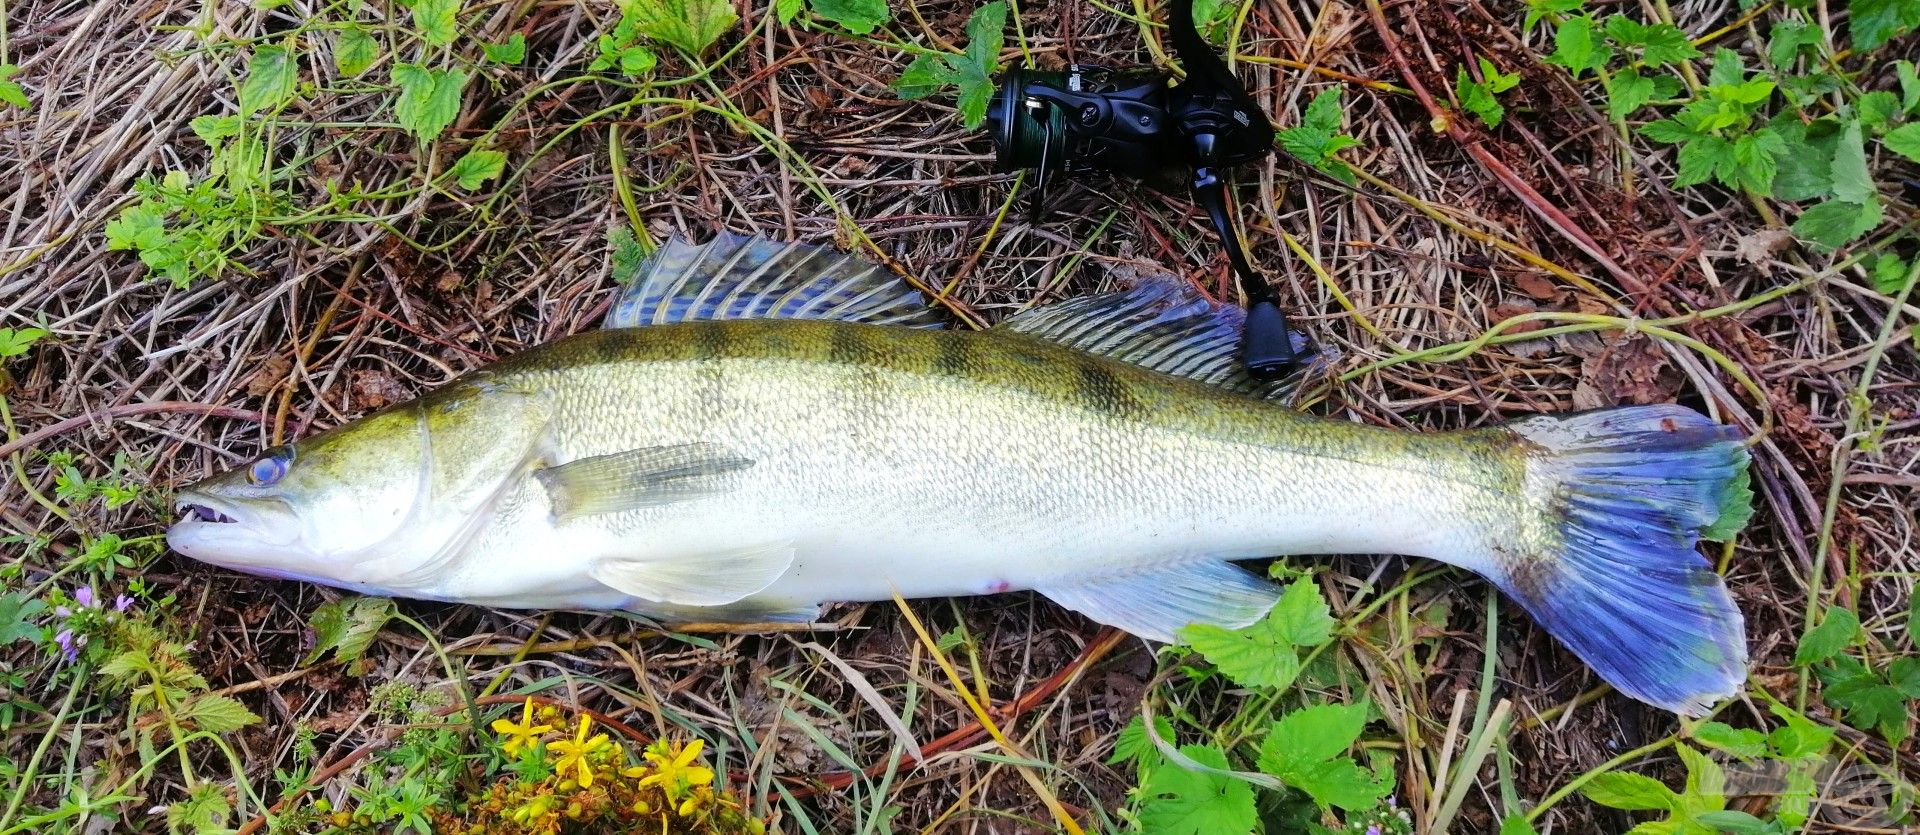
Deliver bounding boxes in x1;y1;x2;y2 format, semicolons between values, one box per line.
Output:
2;0;1917;832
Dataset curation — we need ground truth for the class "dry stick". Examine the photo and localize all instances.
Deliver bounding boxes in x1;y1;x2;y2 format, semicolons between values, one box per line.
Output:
0;402;265;461
272;257;366;446
1360;0;1647;297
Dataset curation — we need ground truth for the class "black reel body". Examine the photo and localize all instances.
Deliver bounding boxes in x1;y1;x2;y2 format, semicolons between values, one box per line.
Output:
984;0;1301;375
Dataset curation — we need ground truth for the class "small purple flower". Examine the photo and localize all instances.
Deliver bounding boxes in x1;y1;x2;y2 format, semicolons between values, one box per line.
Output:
114;595;134;612
54;629;78;663
1386;797;1396;808
1365;826;1382;835
73;586;94;608
53;605;71;618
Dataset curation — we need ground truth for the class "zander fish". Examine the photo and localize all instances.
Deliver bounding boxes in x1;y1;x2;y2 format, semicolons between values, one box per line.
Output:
169;234;1753;714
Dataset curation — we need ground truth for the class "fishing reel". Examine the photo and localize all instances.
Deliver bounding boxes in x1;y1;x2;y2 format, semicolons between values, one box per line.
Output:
984;0;1301;375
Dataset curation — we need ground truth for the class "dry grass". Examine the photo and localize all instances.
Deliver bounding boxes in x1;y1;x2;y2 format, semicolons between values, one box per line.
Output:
1;0;1915;832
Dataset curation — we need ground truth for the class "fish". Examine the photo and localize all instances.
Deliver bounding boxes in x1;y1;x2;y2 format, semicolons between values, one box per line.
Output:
169;233;1753;715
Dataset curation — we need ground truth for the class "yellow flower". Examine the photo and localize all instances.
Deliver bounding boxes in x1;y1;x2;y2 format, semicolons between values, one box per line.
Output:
489;699;554;757
549;716;612;787
637;739;716;802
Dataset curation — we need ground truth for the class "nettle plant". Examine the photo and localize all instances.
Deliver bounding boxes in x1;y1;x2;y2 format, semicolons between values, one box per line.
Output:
1525;0;1920;253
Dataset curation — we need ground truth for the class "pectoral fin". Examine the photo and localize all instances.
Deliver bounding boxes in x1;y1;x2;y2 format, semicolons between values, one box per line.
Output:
1034;560;1283;642
590;542;796;607
534;442;753;521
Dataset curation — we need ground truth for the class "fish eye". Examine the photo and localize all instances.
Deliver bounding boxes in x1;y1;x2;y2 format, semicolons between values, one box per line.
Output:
247;447;293;486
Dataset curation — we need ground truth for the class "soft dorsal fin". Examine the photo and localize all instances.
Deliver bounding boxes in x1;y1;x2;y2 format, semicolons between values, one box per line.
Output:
994;277;1323;400
605;232;946;329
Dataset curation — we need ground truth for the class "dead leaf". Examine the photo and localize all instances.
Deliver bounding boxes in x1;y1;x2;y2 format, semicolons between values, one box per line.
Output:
1512;271;1561;300
1734;228;1792;270
1576;334;1682;407
349;368;411;410
246;354;291;397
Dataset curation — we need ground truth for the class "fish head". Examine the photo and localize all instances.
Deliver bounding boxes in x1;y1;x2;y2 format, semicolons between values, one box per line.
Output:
168;404;430;587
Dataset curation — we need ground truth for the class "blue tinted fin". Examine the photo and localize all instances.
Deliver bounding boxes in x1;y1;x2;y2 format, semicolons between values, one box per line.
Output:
1494;405;1752;716
1035;559;1283;642
994;277;1327;401
605;233;946;329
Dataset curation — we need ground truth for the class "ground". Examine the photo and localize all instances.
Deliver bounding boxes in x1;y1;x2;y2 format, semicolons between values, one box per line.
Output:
1;0;1916;833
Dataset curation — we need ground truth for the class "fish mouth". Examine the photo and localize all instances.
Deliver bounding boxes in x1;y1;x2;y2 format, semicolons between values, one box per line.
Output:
173;495;249;527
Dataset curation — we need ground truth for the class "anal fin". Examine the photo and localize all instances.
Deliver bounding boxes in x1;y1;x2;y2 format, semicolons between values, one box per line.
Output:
1034;560;1282;642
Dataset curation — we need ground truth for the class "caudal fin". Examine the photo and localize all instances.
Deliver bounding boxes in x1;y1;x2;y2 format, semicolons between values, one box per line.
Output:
1493;405;1752;716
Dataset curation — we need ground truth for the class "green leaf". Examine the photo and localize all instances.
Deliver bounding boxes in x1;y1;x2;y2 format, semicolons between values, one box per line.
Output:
1823;670;1910;743
181;693;261;734
1138;745;1258;835
105;203;169;252
1870;254;1914;295
1767;20;1823;68
238;44;299;116
391;63;467;143
1582;771;1678;811
1268;578;1334;646
1695;810;1774;834
1278;88;1359;184
1829;121;1875;204
1885;123;1920;162
809;0;889;34
1603;15;1699;66
1708;48;1746;88
1257;702;1369;772
1767;115;1839;201
894;53;959;100
620;0;738;54
336;25;381;76
1858;91;1900;132
1640;118;1697;144
1455;58;1517;128
0;592;47;644
448;148;506;190
1730;129;1785;192
169;783;233;835
190;115;243;144
483;32;526;64
1546;15;1610;78
1523;0;1583;33
1794;607;1860;664
1500;814;1540;835
1109;714;1175;766
1607;69;1657;120
1792;199;1880;250
1850;0;1920;52
776;0;803;25
0;327;48;360
954;2;1006;128
0;64;29;110
1765;701;1834;758
303;596;396;668
1889;656;1920;698
1674;135;1731;188
1179;621;1301;689
609;225;649;283
1692;721;1768;759
1287;756;1392;811
412;0;461;46
1898;61;1920;114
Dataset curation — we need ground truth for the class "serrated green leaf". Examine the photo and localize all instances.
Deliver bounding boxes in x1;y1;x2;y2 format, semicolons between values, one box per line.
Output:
1109;714;1175;766
1828;121;1875;205
0;592;47;643
620;0;738;54
1886;123;1920;163
1523;0;1582;33
1850;0;1920;52
412;0;460;46
1582;771;1678;811
1603;15;1698;66
105;203;169;252
1500;813;1540;835
1767;20;1823;69
1640;118;1696;144
336;25;380;76
1607;68;1658;120
1674;135;1731;188
609;225;649;283
0;64;29;110
303;596;395;667
1178;621;1303;689
1138;745;1258;835
1858;91;1899;132
1268;578;1334;646
809;0;889;34
1277;88;1359;184
1795;607;1860;664
1889;656;1920;698
1768;115;1839;201
1822;670;1909;743
1765;701;1834;758
448;148;506;190
1693;721;1768;759
894;53;958;100
1257;702;1369;772
391;63;466;143
238;44;298;116
1708;48;1745;88
190;115;243;144
169;783;232;835
1546;15;1610;78
181;693;261;734
483;32;526;64
776;0;803;25
1455;61;1512;128
1731;129;1784;192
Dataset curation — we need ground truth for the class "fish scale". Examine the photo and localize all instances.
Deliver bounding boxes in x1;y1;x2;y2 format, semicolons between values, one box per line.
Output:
170;234;1754;715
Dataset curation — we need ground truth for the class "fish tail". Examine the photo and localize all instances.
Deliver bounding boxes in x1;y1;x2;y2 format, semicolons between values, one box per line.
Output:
1487;405;1753;715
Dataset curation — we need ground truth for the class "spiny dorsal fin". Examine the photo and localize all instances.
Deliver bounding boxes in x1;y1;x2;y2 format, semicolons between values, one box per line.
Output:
993;277;1325;400
605;232;946;329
